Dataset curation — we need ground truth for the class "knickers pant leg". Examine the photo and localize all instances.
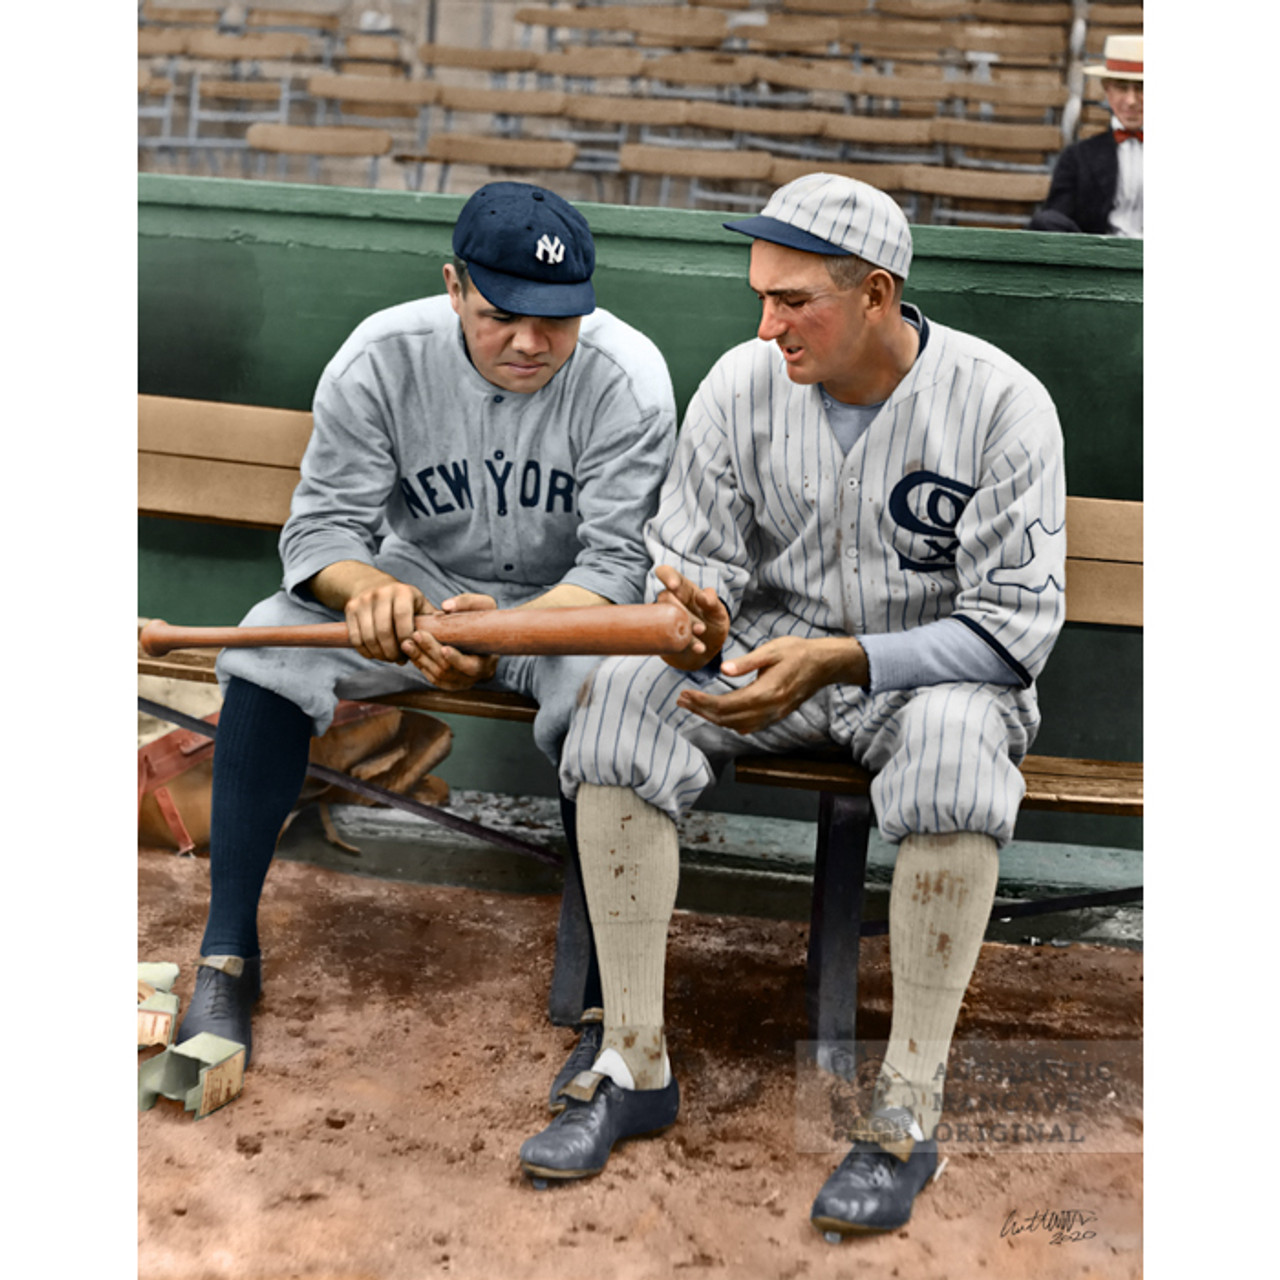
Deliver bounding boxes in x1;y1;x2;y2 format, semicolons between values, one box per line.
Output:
848;682;1038;847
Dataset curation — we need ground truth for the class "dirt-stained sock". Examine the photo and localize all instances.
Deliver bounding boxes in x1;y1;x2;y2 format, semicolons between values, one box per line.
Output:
575;783;679;1090
878;831;1000;1138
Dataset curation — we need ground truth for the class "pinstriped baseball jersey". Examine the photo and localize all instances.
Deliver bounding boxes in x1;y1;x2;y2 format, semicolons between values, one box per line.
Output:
559;305;1064;841
643;305;1066;687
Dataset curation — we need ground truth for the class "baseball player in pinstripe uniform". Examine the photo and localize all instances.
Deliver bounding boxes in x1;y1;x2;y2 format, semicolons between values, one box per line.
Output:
518;173;1067;1239
176;183;676;1075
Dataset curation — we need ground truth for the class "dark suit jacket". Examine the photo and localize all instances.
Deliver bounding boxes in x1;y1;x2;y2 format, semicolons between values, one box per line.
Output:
1031;130;1119;234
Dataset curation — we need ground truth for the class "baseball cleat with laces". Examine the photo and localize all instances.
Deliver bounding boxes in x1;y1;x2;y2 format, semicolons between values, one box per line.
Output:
174;955;262;1065
520;1069;679;1186
547;1011;604;1112
810;1106;941;1239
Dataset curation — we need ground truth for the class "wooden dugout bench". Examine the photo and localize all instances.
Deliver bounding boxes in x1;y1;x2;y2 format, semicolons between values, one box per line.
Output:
138;393;1143;1045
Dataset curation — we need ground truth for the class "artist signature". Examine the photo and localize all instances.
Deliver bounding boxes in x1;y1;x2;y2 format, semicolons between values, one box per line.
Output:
1001;1208;1099;1245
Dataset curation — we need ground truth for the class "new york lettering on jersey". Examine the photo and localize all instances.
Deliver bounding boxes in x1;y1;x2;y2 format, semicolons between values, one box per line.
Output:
398;451;578;519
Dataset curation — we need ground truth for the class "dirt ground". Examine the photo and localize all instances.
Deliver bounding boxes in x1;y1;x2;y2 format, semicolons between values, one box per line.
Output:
138;844;1142;1280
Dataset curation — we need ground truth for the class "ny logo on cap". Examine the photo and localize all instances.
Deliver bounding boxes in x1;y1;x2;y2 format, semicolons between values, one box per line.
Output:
535;234;565;264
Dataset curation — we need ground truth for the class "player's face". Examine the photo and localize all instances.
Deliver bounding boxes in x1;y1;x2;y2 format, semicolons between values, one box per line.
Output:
1102;78;1143;131
749;239;870;391
447;267;582;394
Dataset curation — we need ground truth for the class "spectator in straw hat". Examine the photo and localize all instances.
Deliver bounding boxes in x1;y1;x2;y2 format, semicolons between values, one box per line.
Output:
1030;34;1143;237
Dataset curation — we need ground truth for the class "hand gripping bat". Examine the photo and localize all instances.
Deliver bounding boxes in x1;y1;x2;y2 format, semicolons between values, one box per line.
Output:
138;602;693;659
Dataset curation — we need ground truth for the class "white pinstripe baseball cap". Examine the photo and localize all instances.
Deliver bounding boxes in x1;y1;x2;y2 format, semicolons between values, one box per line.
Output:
724;172;913;279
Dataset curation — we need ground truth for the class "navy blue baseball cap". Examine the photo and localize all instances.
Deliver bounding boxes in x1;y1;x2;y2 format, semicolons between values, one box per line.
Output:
452;181;596;317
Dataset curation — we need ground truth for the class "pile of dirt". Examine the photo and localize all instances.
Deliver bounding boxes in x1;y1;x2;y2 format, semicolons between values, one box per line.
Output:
138;846;1142;1279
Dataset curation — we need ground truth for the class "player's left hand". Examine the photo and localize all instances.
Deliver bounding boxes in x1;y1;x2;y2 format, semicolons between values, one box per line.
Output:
401;592;500;690
676;636;867;735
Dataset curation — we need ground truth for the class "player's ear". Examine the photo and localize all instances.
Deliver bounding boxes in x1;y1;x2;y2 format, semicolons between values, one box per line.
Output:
443;263;463;315
863;268;896;320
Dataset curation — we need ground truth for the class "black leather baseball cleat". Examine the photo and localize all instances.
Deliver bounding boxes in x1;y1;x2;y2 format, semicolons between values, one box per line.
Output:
548;1012;604;1112
521;1070;679;1183
810;1107;940;1239
175;954;263;1065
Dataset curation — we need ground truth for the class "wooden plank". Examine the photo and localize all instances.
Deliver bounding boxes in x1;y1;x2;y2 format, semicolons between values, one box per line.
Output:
685;102;832;136
1065;559;1142;628
436;86;569;116
898;161;1050;201
534;47;648;79
246;123;393;157
564;95;691;127
619;143;774;180
1066;496;1142;564
643;52;760;86
307;73;439;106
771;158;908;187
418;43;539;72
931;117;1061;150
413;134;578;169
138;396;313;468
734;752;1142;816
821;113;935;144
139;454;298;528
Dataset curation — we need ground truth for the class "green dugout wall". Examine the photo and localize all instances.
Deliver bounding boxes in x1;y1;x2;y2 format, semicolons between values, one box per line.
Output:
138;174;1142;849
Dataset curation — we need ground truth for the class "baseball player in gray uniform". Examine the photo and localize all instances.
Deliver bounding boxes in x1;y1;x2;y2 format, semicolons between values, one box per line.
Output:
176;183;676;1078
518;172;1066;1239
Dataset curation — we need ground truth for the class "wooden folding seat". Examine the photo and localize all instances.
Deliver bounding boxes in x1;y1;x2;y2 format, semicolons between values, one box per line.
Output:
821;111;943;164
683;101;836;161
139;2;224;26
138;68;180;144
896;161;1050;227
641;51;761;103
183;76;295;171
778;0;874;13
737;14;843;56
394;134;578;194
306;73;439;147
620;7;731;50
770;156;909;190
554;95;691;172
139;27;191;60
514;5;629;50
617;141;774;208
417;42;539;86
243;4;343;38
971;2;1074;22
930;117;1062;171
434;85;570;145
534;46;649;87
337;32;409;79
244;121;393;186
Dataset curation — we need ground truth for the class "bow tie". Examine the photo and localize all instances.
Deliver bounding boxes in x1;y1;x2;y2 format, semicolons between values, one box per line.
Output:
1114;128;1143;144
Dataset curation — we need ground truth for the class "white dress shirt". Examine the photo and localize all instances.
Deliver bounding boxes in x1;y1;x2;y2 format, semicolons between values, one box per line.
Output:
1109;113;1143;238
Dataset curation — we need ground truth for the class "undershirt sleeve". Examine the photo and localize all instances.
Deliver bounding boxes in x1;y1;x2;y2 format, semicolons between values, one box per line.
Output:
859;617;1022;694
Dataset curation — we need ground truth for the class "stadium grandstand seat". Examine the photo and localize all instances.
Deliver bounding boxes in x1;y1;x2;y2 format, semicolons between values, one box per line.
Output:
306;72;439;149
182;75;297;171
336;31;410;78
617;141;774;208
434;84;570;140
245;120;393;185
533;45;649;89
394;134;578;194
138;67;180;144
417;42;539;85
139;2;226;28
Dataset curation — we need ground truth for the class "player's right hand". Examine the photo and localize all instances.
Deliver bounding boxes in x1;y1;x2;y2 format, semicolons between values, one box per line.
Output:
343;574;433;664
653;564;730;672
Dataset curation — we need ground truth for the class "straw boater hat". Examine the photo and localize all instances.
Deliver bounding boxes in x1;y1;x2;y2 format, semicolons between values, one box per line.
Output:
1083;34;1143;82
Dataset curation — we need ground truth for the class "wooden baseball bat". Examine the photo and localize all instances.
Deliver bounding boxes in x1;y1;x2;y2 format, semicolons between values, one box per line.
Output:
138;602;693;659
